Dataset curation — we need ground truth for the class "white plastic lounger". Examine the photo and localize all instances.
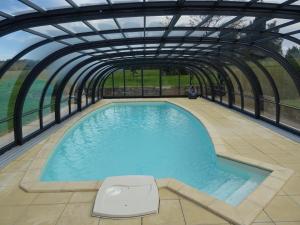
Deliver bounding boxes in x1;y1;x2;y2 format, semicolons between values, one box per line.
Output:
92;175;159;218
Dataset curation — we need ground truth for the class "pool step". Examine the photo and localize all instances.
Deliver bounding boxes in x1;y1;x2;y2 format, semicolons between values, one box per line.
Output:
224;180;257;205
211;180;241;200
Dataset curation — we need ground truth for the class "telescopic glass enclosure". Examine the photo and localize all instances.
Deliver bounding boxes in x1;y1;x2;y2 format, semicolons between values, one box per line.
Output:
0;0;300;153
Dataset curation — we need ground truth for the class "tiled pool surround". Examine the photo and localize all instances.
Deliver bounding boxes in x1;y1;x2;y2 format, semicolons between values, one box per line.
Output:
19;99;293;225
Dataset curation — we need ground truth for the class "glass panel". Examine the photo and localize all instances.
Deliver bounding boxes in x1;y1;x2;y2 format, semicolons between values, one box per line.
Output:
125;32;144;38
279;22;300;34
103;74;113;97
0;31;44;68
59;21;92;33
259;0;286;3
82;35;104;42
43;55;91;121
189;30;207;37
145;31;164;37
29;0;72;10
229;64;255;113
161;68;180;96
30;25;67;37
117;17;144;29
0;0;36;16
0;42;65;138
111;0;143;3
73;0;107;6
113;70;125;97
125;69;142;96
146;16;173;27
266;18;292;28
168;30;187;36
175;15;207;27
88;19;118;31
280;104;300;130
143;69;160;96
204;16;236;28
180;73;190;95
227;16;255;29
62;37;85;45
103;33;124;39
259;57;300;110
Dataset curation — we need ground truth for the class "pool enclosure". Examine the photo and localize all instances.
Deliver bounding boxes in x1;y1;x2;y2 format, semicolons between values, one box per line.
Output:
0;0;299;153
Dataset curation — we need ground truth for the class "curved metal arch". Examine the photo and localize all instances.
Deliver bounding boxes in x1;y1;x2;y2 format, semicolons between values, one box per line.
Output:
76;66;113;110
10;37;300;117
39;54;87;129
252;59;281;123
1;2;300;36
13;37;299;142
68;62;105;113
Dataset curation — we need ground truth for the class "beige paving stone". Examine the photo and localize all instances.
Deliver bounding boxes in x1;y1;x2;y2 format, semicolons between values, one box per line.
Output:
264;196;300;221
253;210;272;223
0;172;24;187
56;203;99;225
159;188;179;199
289;195;300;206
180;198;229;225
0;186;37;205
275;223;300;225
251;223;275;225
0;205;27;225
69;191;97;203
99;218;141;225
32;192;73;205
14;204;65;225
282;176;300;195
143;200;185;225
1;160;32;173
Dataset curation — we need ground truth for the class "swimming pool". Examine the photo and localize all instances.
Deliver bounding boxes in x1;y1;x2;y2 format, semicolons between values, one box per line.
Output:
41;101;270;205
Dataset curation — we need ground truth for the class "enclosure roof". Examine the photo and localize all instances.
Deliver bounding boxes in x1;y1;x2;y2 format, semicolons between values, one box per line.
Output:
0;0;300;152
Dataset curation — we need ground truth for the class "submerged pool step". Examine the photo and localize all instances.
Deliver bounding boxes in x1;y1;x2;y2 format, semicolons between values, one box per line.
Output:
211;180;242;200
224;180;257;205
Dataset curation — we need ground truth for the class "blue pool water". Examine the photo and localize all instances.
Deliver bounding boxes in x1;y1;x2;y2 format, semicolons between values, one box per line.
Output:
41;102;270;205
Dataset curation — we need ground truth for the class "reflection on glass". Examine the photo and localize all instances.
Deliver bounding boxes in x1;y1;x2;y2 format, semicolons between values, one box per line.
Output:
279;22;300;34
266;18;292;28
30;25;67;37
145;31;165;37
175;15;207;27
258;0;286;3
146;16;173;27
82;35;104;42
168;30;187;36
88;19;118;30
59;21;92;33
111;0;143;3
117;17;144;28
97;47;113;51
0;0;35;16
72;0;107;6
29;0;72;10
189;30;207;37
103;33;124;39
204;16;236;27
125;32;144;38
62;37;84;45
227;16;255;28
0;31;44;62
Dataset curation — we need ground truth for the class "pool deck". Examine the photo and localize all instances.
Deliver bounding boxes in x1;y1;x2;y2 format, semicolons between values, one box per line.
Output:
1;98;300;225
